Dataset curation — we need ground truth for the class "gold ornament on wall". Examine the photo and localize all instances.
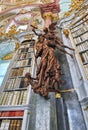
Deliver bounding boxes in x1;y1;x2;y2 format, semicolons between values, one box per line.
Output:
63;29;69;38
31;21;38;28
43;12;53;19
52;13;59;22
0;25;20;40
7;25;20;39
64;0;84;17
15;42;20;51
2;53;14;60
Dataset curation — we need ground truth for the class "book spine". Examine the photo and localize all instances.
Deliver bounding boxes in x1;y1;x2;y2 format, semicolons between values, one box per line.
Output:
22;90;28;105
18;91;24;105
0;120;6;130
0;93;5;105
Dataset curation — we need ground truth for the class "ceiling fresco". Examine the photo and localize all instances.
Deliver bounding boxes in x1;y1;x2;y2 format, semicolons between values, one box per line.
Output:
0;0;72;60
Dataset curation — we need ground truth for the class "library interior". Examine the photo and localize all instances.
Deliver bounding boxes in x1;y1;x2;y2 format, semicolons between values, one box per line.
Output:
0;0;88;130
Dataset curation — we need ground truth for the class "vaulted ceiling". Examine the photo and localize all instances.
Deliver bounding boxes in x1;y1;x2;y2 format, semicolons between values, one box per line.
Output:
0;0;71;60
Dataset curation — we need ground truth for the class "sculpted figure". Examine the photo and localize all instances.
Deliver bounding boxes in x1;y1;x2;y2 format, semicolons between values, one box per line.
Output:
24;23;74;98
43;23;74;58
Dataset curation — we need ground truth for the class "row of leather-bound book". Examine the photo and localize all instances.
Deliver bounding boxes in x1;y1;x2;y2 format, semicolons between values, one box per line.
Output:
84;64;88;77
10;67;32;77
14;58;32;67
74;33;88;42
0;111;24;117
0;90;28;106
0;119;22;130
77;41;88;52
20;41;34;49
71;24;87;33
72;27;87;37
17;52;33;60
0;110;24;118
0;42;34;130
18;47;33;54
80;52;88;64
4;77;27;90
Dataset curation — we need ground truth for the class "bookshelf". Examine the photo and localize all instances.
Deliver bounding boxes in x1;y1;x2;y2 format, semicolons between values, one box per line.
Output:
0;40;35;130
70;1;88;79
0;119;22;130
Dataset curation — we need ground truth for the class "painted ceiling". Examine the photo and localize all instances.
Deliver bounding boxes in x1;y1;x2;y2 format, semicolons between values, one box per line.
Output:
0;0;71;60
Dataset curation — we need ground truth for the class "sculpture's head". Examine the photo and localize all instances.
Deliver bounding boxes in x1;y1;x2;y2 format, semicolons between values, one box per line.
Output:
43;28;48;34
49;22;57;31
25;72;31;79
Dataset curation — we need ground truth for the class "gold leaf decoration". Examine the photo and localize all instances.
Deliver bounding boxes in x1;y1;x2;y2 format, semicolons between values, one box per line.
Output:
64;0;84;17
2;52;14;60
63;29;69;38
15;42;20;51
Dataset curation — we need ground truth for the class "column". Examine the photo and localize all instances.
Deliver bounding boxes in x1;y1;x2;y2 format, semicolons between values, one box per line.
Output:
21;109;30;130
56;93;67;130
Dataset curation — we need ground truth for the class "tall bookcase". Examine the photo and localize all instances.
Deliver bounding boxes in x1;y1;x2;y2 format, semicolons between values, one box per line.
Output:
0;40;35;130
70;0;88;79
59;0;88;129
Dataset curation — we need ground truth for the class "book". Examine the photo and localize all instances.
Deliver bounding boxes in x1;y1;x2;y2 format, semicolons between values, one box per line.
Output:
10;69;18;77
16;61;22;67
1;111;9;117
0;93;5;105
15;92;20;105
22;90;28;105
16;120;22;130
0;120;6;130
11;91;18;106
8;93;13;105
18;91;24;105
15;111;24;117
18;68;24;76
84;64;88;77
13;78;21;89
9;120;14;130
20;53;26;60
22;59;29;66
3;92;8;105
28;48;33;52
4;120;10;130
26;52;32;58
13;120;17;130
22;67;31;77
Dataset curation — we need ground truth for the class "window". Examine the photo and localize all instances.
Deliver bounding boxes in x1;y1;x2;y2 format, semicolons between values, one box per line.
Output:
0;60;10;86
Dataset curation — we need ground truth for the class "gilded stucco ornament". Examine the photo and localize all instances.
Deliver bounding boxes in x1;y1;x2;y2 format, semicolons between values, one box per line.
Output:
0;25;20;40
31;21;38;28
7;25;20;39
63;29;69;38
1;42;20;60
52;13;59;22
2;53;14;60
43;12;53;19
64;0;84;17
15;42;20;51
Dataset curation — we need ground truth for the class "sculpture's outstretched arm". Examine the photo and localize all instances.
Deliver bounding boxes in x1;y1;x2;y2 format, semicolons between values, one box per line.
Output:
56;46;74;58
55;38;74;51
31;25;40;36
